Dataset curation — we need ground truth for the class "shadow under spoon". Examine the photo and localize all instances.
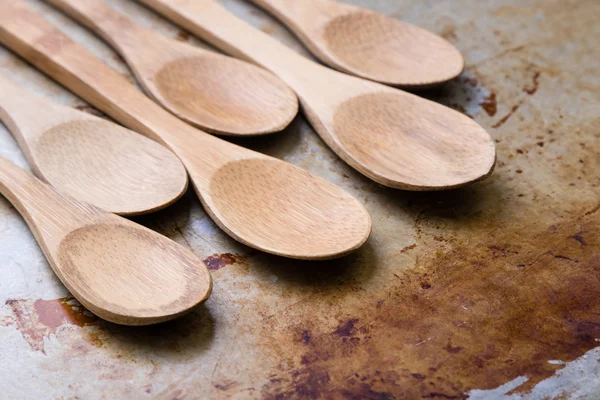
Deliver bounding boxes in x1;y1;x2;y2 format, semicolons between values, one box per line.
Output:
0;72;187;215
137;0;496;191
0;155;212;325
246;0;464;88
47;0;298;136
0;1;372;260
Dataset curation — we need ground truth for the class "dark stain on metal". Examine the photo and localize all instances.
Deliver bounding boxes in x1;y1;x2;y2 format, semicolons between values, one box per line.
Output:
480;92;497;116
493;103;521;128
524;71;541;95
202;253;243;271
259;212;600;399
333;319;358;337
3;297;98;353
571;232;586;246
400;243;417;254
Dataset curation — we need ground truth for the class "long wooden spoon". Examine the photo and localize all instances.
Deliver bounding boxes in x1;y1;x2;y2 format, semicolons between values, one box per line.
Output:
0;73;187;216
0;155;212;325
246;0;464;87
46;0;298;136
137;0;496;191
0;0;371;260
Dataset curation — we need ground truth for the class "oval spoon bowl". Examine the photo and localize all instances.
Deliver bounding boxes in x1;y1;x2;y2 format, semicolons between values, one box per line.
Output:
321;10;464;87
331;91;496;189
202;157;372;260
34;119;188;215
154;53;298;136
0;73;188;216
57;222;212;325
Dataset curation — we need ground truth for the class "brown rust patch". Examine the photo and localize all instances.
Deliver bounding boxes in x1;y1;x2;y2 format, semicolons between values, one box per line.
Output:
492;69;541;128
202;253;243;271
524;71;541;95
3;297;98;353
493;103;521;128
259;212;600;399
480;92;497;116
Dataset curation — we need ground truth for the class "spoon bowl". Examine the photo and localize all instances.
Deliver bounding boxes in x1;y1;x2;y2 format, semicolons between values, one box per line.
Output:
332;92;495;189
203;158;371;259
57;223;211;324
0;73;188;215
34;119;187;214
154;54;297;135
321;11;464;87
48;0;298;136
248;0;464;87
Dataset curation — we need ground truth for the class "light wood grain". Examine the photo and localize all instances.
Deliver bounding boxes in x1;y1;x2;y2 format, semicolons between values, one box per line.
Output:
247;0;464;87
0;0;371;260
135;0;496;190
0;73;188;216
46;0;298;136
0;155;212;325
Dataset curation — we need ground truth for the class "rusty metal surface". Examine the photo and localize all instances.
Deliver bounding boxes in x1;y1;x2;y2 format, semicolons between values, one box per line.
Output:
1;0;599;398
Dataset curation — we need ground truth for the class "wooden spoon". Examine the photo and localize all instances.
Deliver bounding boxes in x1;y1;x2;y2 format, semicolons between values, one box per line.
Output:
0;155;212;325
0;73;187;216
0;1;371;260
136;0;496;191
46;0;298;136
246;0;464;88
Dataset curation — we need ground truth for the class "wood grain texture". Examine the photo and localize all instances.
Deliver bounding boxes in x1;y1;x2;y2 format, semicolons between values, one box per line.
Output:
0;73;187;216
137;0;496;191
46;0;298;136
248;0;464;87
0;155;212;326
0;0;371;260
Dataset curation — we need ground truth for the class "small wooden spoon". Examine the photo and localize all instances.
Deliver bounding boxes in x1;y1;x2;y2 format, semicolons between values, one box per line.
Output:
246;0;464;88
0;73;187;216
0;155;212;325
46;0;298;136
136;0;496;190
0;1;371;260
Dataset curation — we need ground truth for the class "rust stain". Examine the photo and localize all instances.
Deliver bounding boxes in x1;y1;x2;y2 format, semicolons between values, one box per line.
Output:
524;71;541;95
3;297;98;353
492;70;541;128
202;253;243;271
480;92;497;116
400;243;417;254
492;103;521;128
259;212;600;399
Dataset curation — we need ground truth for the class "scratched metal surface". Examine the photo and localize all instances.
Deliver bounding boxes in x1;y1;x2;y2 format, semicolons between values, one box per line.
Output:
0;0;599;398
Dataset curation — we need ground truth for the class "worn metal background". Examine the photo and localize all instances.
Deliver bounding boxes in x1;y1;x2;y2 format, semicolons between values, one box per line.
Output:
1;0;599;399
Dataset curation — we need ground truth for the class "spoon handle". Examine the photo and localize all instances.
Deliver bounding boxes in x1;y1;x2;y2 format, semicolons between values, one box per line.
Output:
0;155;90;243
0;73;86;152
0;73;47;146
46;0;152;57
138;0;320;85
248;0;337;25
